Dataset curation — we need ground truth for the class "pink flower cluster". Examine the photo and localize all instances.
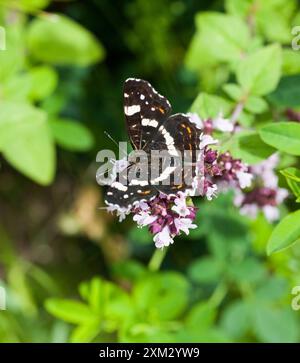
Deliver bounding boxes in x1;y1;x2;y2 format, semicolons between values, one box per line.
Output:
234;154;288;222
189;113;288;222
190;113;253;200
132;193;197;248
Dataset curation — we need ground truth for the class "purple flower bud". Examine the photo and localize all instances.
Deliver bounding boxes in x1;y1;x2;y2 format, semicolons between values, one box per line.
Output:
205;149;218;164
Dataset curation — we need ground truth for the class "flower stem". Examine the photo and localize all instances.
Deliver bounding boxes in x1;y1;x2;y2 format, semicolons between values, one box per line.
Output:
148;247;168;272
231;101;245;124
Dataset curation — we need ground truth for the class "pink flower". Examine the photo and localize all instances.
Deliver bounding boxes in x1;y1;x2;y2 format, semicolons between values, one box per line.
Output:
188;112;233;133
213;113;234;132
106;203;131;222
233;154;289;222
124;193;198;248
174;218;197;235
200;133;218;149
153;226;174;248
133;212;157;227
234;185;288;222
236;171;253;189
206;184;218;200
172;192;190;217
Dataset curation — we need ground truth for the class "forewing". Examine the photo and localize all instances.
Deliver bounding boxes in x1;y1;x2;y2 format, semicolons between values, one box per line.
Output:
124;78;171;149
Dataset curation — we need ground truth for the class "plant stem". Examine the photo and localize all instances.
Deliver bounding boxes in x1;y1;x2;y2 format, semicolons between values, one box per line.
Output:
231;101;245;124
148;247;168;272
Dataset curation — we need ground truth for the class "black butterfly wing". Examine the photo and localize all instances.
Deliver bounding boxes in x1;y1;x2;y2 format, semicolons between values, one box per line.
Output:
143;113;202;157
105;163;159;208
143;113;202;195
124;78;171;150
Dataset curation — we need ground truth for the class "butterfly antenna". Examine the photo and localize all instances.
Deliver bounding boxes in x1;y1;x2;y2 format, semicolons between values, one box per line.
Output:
104;131;128;158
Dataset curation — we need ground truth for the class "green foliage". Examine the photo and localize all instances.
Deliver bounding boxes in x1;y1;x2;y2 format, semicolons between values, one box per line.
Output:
49;119;94;152
188;257;223;284
230;131;276;164
281;167;300;201
259;122;300;156
0;102;55;184
190;93;232;119
27;14;105;66
267;210;300;255
0;4;104;185
268;75;300;107
236;45;282;96
2;0;300;344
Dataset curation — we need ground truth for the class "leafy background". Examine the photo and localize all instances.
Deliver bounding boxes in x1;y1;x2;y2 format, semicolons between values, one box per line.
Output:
1;0;300;342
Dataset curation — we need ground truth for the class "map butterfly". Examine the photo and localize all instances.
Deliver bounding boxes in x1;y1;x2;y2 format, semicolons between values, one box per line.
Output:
105;78;202;209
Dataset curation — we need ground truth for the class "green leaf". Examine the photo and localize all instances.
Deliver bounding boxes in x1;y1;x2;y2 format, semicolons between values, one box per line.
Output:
257;12;291;44
190;93;232;119
185;31;218;71
0;74;31;101
4;0;51;11
226;0;295;44
0;25;25;82
49;118;94;152
268;75;300;107
86;278;103;313
282;50;300;75
27;14;105;66
224;131;275;164
255;277;288;302
0;102;55;185
222;83;243;101
281;167;300;200
267;210;300;255
220;300;251;339
252;305;299;342
45;299;96;324
227;258;267;285
28;66;58;101
120;323;175;343
70;322;101;343
234;131;276;164
111;260;147;283
195;12;250;63
188;257;223;284
285;180;300;200
259;122;300;156
244;96;268;114
280;167;300;182
237;44;282;96
133;272;189;321
185;302;216;333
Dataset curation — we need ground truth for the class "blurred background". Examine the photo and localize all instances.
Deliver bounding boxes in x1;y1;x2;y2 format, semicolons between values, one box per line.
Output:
1;0;300;343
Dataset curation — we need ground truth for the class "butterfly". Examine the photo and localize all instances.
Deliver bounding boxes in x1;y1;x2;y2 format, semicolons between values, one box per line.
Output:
105;78;202;209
